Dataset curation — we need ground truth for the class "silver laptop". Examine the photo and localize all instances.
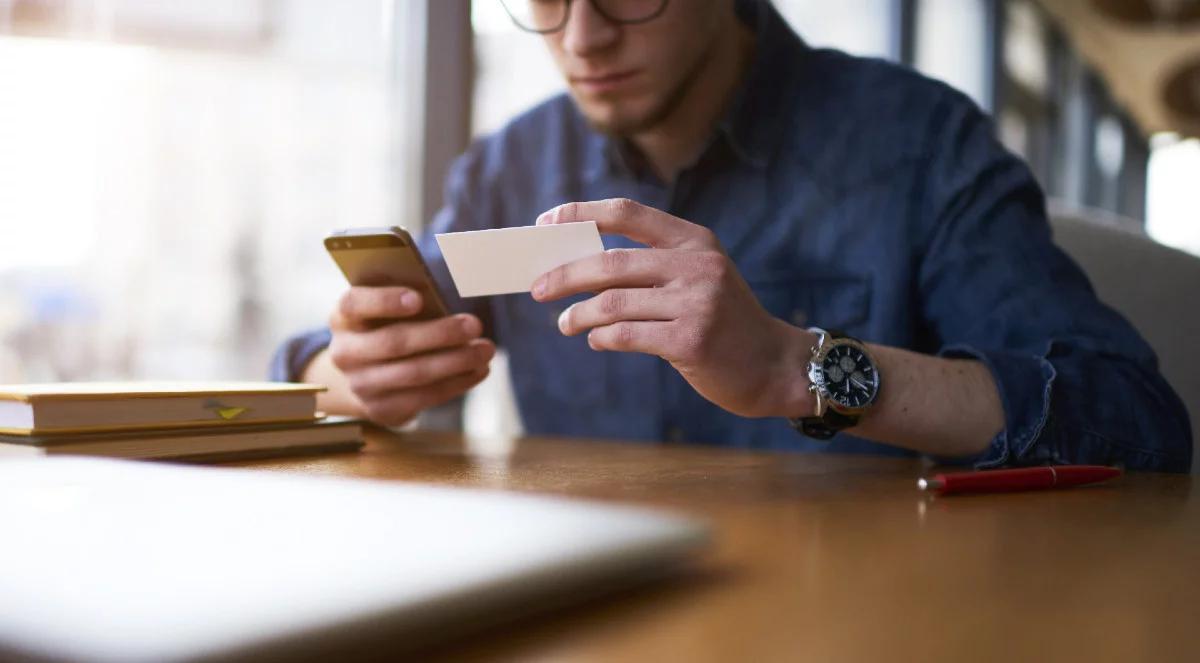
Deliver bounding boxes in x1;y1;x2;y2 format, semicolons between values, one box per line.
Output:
0;457;708;662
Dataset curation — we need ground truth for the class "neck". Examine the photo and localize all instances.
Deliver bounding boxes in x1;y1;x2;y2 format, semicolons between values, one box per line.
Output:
631;23;756;182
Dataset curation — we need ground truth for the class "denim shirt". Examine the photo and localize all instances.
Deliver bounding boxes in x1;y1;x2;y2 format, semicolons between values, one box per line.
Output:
273;1;1191;471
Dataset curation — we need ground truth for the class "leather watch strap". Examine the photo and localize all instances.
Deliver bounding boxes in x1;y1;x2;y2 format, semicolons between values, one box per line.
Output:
797;408;859;440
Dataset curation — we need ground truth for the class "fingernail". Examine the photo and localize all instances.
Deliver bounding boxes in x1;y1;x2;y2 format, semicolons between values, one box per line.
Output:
460;316;476;335
401;291;420;310
557;304;573;334
531;278;545;299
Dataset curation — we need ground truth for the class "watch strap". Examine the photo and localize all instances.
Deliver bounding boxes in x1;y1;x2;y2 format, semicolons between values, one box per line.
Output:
794;408;860;440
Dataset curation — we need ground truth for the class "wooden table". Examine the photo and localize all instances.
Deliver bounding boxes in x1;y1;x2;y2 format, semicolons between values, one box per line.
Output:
233;428;1198;662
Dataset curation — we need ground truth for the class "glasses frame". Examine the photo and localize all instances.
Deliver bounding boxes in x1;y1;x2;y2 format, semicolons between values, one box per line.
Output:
498;0;670;34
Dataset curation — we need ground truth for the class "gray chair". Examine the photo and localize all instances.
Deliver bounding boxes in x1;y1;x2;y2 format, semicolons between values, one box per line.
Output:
1050;209;1200;471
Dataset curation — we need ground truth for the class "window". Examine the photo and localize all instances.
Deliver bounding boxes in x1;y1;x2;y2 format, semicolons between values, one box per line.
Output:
914;0;990;109
996;0;1056;186
1147;135;1200;257
774;0;894;60
471;0;565;137
0;0;421;383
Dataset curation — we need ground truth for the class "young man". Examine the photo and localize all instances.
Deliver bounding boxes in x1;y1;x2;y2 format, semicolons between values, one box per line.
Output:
273;0;1191;471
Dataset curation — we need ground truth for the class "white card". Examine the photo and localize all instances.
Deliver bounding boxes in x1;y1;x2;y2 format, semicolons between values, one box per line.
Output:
435;222;604;297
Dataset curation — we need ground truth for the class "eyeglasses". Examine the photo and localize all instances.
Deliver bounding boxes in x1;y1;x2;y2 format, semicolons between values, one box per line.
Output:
498;0;669;34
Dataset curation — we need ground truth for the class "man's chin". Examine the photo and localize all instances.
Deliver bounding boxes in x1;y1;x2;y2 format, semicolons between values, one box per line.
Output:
574;98;665;137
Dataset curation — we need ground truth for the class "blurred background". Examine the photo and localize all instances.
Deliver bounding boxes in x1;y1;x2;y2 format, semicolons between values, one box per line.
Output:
1;0;1198;435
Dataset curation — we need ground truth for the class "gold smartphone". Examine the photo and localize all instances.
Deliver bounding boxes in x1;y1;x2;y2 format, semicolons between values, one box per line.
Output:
324;226;449;321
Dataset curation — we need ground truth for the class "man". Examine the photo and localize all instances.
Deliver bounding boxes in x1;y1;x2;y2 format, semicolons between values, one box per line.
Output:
273;0;1191;471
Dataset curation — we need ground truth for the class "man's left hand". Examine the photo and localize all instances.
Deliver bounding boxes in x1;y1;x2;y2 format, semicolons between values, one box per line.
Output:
532;198;816;419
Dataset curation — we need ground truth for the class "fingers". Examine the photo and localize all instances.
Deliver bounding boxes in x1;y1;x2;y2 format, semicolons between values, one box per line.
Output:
536;198;716;250
331;286;423;331
533;248;688;302
346;338;496;398
329;313;483;370
557;289;684;336
586;321;677;359
358;365;491;427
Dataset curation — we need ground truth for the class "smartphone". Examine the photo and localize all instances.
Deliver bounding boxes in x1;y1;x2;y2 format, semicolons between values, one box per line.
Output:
324;226;449;321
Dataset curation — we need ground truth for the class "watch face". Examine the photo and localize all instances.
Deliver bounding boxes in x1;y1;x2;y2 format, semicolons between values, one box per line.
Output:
818;343;879;409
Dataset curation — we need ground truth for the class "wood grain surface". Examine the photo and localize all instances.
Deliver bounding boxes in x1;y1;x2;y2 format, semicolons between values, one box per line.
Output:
230;427;1198;662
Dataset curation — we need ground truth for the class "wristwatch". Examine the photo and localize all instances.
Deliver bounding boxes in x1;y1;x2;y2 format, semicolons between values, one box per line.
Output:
790;327;881;439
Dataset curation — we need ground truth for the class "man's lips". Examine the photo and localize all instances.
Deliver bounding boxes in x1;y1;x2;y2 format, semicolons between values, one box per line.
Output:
570;69;640;94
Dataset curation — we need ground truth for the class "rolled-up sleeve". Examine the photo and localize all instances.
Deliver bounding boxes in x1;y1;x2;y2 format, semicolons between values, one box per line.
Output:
268;327;333;382
917;96;1192;472
937;345;1055;468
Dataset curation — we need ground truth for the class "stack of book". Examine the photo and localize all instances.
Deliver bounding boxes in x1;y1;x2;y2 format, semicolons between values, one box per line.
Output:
0;382;363;462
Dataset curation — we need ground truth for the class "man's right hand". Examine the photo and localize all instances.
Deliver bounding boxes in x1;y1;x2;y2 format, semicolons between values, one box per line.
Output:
303;286;495;427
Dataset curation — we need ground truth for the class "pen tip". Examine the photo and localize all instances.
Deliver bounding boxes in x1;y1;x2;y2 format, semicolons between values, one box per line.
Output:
918;477;945;491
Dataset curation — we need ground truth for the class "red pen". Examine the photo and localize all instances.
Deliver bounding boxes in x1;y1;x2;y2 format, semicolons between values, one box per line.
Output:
917;465;1122;495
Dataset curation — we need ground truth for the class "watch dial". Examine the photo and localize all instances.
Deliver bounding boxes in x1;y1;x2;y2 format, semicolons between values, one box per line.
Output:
820;344;878;408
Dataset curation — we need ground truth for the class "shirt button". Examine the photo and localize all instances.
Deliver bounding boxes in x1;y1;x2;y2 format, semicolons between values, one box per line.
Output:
791;309;807;326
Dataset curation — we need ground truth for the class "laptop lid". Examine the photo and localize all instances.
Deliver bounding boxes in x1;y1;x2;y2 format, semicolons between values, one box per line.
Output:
0;457;708;662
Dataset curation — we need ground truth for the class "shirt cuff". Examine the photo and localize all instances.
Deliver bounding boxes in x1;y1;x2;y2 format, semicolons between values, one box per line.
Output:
268;327;333;382
938;344;1057;469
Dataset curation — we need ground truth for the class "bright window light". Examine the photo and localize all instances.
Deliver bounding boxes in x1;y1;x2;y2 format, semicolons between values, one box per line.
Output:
1146;134;1200;257
774;0;894;60
0;37;151;269
915;0;989;109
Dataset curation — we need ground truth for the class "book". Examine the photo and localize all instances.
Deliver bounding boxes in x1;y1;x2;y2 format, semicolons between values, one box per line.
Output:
0;382;324;436
0;416;364;462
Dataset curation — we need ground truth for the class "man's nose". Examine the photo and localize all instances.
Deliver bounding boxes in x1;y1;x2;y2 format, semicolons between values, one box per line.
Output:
560;0;620;57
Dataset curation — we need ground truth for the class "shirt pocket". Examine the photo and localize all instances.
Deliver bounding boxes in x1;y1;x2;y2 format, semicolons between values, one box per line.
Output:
502;293;608;405
746;272;873;335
